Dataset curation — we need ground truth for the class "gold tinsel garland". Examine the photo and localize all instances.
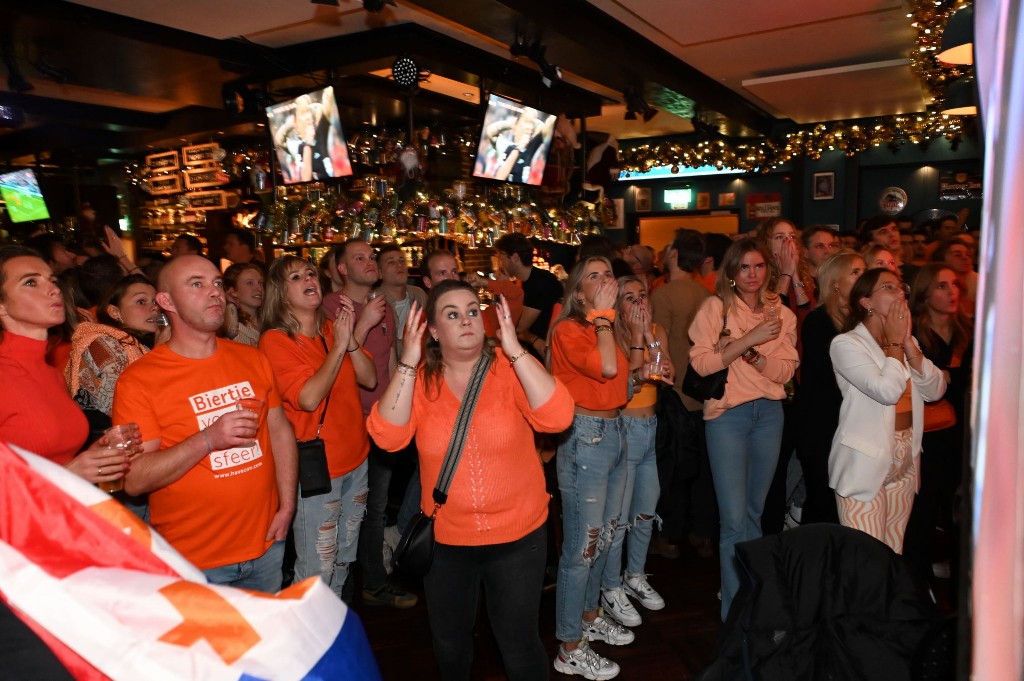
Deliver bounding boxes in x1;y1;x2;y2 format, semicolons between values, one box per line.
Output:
906;0;971;104
619;111;971;175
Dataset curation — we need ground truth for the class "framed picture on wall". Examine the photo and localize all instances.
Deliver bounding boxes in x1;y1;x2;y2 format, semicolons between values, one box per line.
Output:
813;172;835;200
635;187;651;212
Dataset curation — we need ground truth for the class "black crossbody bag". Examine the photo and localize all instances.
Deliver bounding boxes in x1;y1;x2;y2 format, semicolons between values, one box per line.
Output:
682;302;731;402
297;337;333;498
393;353;492;576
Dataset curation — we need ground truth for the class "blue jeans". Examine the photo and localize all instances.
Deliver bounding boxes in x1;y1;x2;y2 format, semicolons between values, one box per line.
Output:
555;415;627;643
424;526;548;681
705;398;784;620
293;459;368;598
602;414;659;589
202;540;285;594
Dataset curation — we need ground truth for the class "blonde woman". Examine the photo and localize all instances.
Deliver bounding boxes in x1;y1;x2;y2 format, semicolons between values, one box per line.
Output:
223;262;264;346
688;238;799;620
795;251;865;524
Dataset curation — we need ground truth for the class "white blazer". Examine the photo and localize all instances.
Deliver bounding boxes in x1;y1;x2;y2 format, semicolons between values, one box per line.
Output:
828;323;946;502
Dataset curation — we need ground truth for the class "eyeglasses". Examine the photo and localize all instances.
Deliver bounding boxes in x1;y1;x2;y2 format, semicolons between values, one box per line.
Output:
873;282;911;296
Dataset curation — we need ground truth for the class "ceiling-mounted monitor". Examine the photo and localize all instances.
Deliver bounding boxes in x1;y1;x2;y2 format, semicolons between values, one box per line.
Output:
472;93;557;186
0;169;51;223
266;85;353;184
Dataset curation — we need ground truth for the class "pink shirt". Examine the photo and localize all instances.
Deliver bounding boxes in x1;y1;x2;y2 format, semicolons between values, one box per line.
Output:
688;295;799;420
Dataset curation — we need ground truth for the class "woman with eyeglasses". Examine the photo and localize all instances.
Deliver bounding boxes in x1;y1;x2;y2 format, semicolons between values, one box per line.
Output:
902;264;974;588
828;268;945;552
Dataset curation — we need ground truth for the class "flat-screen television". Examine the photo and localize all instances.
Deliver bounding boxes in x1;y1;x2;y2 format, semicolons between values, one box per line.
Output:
0;169;50;223
266;85;353;184
473;93;557;186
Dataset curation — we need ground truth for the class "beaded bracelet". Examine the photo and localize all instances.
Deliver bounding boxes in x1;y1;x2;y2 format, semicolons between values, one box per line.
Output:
594;324;613;334
396;361;418;376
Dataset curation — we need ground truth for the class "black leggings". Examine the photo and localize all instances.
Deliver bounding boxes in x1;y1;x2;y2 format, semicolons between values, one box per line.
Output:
423;525;548;681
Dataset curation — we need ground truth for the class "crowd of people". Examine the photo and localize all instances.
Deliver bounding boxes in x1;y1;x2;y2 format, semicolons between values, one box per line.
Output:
0;208;976;680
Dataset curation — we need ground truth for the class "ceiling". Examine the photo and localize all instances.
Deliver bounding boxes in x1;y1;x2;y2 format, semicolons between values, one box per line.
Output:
0;0;929;169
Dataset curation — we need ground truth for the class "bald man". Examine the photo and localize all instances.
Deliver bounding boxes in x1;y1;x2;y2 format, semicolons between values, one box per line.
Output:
113;255;297;593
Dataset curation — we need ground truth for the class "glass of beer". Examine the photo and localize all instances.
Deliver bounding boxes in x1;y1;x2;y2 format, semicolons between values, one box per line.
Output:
647;349;664;382
100;424;134;493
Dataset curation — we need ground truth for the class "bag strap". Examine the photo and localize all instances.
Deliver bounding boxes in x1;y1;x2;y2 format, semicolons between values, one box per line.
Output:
314;335;331;437
430;352;493;511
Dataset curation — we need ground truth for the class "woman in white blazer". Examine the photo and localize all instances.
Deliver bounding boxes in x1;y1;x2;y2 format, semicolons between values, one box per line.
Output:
829;268;945;553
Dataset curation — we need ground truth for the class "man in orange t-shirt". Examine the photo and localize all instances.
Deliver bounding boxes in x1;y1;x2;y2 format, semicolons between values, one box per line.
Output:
113;255;296;593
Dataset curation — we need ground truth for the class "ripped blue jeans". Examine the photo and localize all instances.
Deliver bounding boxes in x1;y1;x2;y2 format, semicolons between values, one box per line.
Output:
555;414;627;643
601;413;660;591
292;459;368;599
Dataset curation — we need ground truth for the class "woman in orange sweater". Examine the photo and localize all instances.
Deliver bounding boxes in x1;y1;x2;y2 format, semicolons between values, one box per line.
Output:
0;245;138;483
549;256;633;680
368;279;573;681
259;256;378;599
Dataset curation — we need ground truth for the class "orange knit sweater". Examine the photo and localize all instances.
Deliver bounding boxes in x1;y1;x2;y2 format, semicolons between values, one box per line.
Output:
367;348;574;546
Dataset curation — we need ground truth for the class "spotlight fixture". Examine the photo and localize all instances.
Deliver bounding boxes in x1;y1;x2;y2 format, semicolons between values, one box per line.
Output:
362;0;396;12
623;84;656;122
392;54;430;93
509;35;562;88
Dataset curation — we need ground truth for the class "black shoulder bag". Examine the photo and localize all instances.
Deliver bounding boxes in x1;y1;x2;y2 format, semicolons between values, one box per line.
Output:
297;336;333;498
393;352;492;576
682;302;731;402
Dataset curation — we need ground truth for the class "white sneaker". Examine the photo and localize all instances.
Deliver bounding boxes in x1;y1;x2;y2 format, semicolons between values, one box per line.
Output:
553;640;620;680
384;524;402;551
623;572;665;611
582;615;635;646
600;587;642;626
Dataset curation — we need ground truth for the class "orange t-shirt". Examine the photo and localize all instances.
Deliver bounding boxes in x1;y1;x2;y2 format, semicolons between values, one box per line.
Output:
113;339;283;570
259;323;370;478
549;318;629;410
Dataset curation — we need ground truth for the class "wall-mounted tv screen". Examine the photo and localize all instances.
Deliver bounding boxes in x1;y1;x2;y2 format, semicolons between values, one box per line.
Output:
472;93;557;186
0;169;50;223
266;85;353;184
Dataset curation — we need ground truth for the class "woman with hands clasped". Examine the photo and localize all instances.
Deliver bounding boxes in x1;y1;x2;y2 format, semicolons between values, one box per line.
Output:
597;275;675;631
259;256;377;599
0;246;142;486
688;238;799;621
828;268;945;553
549;257;634;680
367;280;573;681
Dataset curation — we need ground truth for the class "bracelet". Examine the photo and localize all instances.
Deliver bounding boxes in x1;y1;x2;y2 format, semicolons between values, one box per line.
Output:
396;361;417;376
881;342;903;350
594;324;613;334
792;281;806;288
778;273;792;279
741;347;758;360
742;349;761;364
509;349;529;364
586;309;617;324
646;341;661;349
347;343;361;353
201;429;214;454
629;345;645;351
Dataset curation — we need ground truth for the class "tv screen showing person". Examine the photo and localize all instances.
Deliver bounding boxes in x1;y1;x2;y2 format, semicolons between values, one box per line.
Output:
266;86;353;184
472;93;557;186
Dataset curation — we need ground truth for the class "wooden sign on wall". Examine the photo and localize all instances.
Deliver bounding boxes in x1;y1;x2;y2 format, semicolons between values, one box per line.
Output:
145;151;179;171
148;174;182;195
182;143;221;167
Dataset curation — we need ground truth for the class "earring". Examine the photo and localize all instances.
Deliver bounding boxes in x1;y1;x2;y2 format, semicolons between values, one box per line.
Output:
867;308;874;316
728;279;737;288
832;285;840;292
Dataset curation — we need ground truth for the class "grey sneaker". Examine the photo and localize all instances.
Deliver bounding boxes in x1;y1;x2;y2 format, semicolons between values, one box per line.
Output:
582;614;634;646
600;587;642;626
553;640;620;680
623;572;665;611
